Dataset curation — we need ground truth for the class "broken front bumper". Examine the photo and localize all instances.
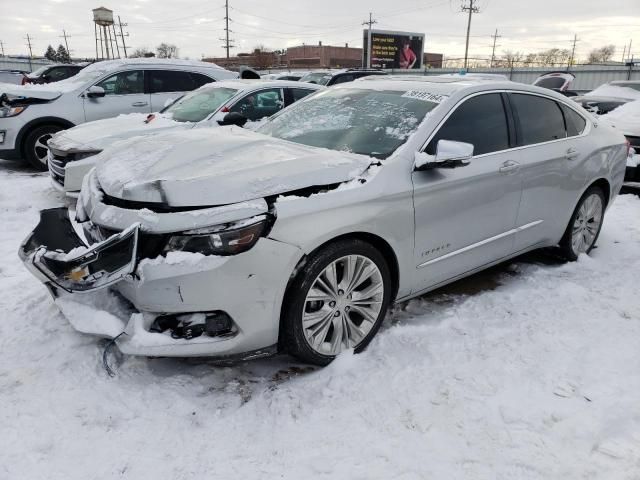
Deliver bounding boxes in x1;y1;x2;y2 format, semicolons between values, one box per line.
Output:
19;208;139;295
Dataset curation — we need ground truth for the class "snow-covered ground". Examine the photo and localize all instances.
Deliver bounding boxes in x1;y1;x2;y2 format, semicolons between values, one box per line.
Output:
1;158;639;479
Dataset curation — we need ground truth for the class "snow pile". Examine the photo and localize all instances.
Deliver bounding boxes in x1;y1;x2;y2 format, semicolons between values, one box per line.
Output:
585;84;640;101
1;159;640;478
600;99;640;138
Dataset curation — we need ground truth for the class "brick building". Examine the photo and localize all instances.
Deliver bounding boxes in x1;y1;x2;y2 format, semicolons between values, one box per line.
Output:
285;42;362;69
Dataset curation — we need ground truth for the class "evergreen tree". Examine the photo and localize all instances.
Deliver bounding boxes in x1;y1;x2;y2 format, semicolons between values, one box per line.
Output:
55;44;71;63
44;45;57;61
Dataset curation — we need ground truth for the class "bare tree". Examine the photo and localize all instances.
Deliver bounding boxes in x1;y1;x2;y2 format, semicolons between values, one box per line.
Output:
587;45;615;64
156;43;179;59
536;48;571;66
130;47;154;58
499;50;524;68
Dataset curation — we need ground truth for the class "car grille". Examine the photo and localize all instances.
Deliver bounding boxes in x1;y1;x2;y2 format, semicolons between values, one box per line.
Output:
626;135;640;151
47;148;76;187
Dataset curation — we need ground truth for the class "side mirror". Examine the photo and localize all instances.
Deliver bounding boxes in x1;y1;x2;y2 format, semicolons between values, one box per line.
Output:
86;86;106;98
218;112;248;127
414;139;473;171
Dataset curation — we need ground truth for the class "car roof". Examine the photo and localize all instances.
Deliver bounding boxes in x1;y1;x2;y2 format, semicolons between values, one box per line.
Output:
199;79;324;91
81;58;230;73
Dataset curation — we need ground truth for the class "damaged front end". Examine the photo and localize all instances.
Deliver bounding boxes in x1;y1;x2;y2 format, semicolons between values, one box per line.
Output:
19;208;139;296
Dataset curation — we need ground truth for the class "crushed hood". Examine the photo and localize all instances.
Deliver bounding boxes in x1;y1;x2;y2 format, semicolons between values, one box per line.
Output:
0;82;62;100
49;113;192;152
95;127;373;206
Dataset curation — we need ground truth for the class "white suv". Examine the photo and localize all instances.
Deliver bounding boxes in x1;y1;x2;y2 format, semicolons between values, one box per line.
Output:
0;58;239;169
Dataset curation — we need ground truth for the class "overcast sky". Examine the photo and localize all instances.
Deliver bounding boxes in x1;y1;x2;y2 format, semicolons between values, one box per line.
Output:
0;0;638;63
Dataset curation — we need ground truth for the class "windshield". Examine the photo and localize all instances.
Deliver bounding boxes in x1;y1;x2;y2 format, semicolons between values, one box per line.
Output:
535;77;567;90
257;87;441;159
300;72;332;85
28;66;51;77
164;87;238;122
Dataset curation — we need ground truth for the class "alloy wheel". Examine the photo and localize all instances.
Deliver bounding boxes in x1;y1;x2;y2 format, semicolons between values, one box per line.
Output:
33;133;53;166
302;254;384;356
571;193;603;254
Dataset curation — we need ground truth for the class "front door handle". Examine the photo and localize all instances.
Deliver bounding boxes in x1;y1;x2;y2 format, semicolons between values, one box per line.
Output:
499;160;520;174
131;101;148;107
566;147;579;160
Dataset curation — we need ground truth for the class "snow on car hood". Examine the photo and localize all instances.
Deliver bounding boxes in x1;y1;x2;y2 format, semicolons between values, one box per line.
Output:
49;113;191;152
599;99;640;136
95;127;373;206
0;82;62;100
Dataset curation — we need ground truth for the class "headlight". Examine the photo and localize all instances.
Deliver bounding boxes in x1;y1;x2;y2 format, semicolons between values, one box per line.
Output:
163;216;268;256
0;105;26;118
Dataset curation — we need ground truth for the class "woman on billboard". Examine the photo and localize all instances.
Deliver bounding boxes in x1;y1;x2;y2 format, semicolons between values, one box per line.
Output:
399;40;417;69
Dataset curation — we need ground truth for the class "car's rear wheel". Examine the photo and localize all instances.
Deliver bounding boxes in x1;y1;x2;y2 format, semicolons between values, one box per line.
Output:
559;186;605;261
24;125;62;170
281;239;392;365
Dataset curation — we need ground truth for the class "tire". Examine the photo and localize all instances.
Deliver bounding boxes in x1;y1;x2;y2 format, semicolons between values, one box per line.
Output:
559;186;606;261
281;239;393;366
24;125;63;170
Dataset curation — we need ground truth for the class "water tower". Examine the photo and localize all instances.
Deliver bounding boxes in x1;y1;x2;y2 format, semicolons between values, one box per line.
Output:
93;7;120;60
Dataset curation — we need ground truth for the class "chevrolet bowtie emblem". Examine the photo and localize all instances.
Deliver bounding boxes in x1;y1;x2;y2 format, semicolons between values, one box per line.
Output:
66;266;90;282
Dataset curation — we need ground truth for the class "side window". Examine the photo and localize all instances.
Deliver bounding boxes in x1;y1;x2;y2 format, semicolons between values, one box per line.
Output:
230;88;284;121
49;67;69;80
511;93;566;145
426;93;510;156
190;72;214;89
560;104;587;137
149;70;196;93
290;88;315;102
96;70;144;95
332;74;355;85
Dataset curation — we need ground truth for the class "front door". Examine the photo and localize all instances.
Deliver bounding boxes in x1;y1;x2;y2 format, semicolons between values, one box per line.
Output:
412;92;523;292
83;69;150;122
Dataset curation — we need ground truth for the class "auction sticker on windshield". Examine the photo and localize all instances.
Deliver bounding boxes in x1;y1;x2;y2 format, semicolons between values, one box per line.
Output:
401;91;448;103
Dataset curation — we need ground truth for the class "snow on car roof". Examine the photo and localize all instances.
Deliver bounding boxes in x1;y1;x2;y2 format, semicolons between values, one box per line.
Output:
345;74;516;95
199;79;324;91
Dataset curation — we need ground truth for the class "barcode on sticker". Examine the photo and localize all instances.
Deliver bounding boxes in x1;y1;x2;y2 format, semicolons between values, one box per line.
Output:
402;91;448;103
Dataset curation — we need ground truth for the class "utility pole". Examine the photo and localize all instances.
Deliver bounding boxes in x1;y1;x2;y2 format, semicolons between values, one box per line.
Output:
117;16;129;58
60;29;71;57
362;12;377;68
621;44;627;63
220;0;235;59
461;0;479;69
628;39;633;63
568;34;579;68
25;34;33;71
0;40;4;57
490;29;501;67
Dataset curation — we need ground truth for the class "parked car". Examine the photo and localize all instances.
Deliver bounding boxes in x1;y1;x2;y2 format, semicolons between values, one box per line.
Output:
300;68;388;86
532;71;581;96
0;58;240;169
0;70;28;85
572;80;640;115
599;99;640;185
20;76;626;365
22;63;86;85
47;80;323;195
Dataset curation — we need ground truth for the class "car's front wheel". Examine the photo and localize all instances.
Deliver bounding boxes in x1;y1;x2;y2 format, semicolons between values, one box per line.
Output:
281;239;392;365
24;125;63;170
560;185;606;260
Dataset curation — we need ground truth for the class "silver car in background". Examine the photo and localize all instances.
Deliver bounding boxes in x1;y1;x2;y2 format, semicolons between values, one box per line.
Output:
20;76;627;365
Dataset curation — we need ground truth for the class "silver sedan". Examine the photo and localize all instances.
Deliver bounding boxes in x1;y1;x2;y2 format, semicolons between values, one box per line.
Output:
20;76;628;365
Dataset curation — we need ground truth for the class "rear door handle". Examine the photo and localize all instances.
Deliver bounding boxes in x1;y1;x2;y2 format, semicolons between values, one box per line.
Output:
566;147;579;160
131;102;148;107
499;160;520;174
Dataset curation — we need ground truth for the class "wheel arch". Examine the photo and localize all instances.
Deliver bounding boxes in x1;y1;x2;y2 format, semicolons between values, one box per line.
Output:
17;117;75;157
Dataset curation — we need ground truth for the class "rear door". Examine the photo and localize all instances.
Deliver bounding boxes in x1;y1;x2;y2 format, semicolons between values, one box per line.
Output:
147;70;214;111
412;92;523;291
283;87;317;107
82;69;149;122
508;92;590;250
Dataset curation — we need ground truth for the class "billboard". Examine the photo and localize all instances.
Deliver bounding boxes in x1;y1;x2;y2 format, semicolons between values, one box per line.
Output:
363;29;425;70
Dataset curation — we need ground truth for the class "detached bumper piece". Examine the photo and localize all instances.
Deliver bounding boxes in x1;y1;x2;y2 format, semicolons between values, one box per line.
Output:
19;208;139;294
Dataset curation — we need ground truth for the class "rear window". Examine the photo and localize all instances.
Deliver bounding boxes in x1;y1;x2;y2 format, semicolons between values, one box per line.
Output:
535;77;566;90
149;70;211;93
511;93;566;145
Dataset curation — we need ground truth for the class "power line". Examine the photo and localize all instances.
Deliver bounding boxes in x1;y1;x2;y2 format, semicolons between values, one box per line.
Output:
461;0;480;69
490;28;501;67
220;0;235;59
117;16;129;58
60;29;72;56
